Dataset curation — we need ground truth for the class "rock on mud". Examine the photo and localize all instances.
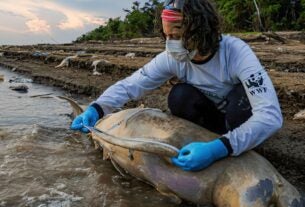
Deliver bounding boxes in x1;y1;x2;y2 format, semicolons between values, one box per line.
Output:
9;84;29;93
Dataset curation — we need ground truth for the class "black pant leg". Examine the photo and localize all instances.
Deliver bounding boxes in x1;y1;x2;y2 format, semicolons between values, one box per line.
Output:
223;84;252;130
168;83;227;134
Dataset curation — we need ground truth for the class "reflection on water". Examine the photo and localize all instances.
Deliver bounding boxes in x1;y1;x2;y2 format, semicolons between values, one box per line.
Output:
0;68;177;207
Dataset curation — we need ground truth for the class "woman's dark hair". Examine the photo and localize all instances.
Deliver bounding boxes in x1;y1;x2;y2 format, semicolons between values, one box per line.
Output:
182;0;222;56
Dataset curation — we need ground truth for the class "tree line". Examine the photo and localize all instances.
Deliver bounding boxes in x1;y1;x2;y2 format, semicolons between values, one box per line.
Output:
75;0;305;42
218;0;305;32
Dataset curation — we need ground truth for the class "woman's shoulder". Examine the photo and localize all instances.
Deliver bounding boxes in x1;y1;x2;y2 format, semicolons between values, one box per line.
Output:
220;34;248;49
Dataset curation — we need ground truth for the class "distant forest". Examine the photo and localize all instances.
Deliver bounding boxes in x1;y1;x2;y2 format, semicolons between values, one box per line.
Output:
75;0;305;42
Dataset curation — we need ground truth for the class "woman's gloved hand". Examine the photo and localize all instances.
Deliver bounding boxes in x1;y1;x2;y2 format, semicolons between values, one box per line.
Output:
171;139;229;171
70;105;100;133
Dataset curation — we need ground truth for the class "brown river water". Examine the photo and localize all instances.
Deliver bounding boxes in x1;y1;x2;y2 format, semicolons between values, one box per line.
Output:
0;68;180;207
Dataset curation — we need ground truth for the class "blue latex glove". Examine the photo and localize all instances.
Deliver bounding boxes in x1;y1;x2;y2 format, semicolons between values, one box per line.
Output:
171;139;228;171
70;106;99;133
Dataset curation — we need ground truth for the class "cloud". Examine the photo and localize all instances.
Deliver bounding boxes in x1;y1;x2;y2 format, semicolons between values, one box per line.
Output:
0;25;25;34
0;0;136;44
26;19;51;33
57;13;105;30
35;1;106;30
0;0;106;34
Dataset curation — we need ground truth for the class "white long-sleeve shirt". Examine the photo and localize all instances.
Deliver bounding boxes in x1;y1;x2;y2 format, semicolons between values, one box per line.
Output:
94;35;283;156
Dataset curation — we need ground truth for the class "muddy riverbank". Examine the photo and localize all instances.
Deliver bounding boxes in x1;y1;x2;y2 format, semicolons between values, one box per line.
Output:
1;32;305;193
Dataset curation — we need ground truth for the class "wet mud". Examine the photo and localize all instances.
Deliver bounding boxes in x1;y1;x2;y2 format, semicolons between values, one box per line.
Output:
0;32;304;193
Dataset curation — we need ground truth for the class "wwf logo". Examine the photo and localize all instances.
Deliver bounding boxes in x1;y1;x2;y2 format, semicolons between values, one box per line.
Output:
246;72;263;88
244;71;267;96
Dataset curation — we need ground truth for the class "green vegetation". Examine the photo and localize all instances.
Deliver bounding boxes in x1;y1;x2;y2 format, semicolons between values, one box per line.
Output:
75;0;305;42
216;0;305;32
75;0;163;42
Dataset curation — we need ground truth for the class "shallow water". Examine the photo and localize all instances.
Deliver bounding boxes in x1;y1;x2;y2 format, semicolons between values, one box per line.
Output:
0;68;177;207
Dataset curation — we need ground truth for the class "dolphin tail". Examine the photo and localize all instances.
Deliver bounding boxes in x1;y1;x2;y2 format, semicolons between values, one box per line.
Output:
56;96;84;118
275;179;305;207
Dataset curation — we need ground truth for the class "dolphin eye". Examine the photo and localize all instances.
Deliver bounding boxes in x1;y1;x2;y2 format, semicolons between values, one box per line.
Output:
182;150;190;156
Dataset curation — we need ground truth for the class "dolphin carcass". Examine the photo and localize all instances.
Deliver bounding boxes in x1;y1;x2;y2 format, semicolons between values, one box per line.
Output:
62;96;304;207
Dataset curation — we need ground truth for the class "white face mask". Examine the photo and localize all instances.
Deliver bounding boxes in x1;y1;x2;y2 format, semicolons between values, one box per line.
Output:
165;39;196;62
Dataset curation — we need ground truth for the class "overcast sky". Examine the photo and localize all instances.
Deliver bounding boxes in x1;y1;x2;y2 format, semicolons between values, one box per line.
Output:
0;0;138;45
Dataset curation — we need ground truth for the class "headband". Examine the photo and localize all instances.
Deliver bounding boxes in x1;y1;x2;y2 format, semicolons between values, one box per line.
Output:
161;9;183;22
